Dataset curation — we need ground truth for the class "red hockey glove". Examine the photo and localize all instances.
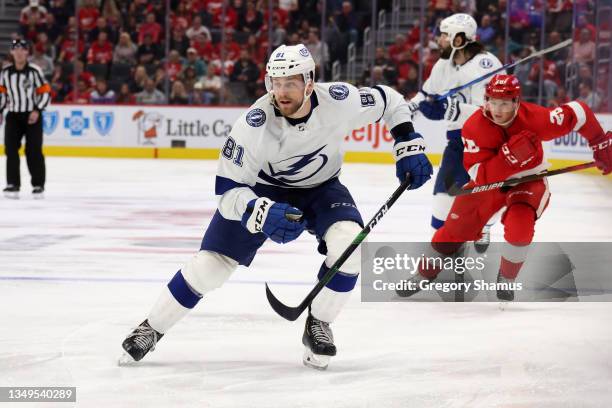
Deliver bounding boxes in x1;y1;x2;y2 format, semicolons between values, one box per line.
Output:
590;131;612;175
500;130;542;170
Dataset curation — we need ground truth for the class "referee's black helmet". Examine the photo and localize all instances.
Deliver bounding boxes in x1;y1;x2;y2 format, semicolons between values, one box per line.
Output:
10;39;29;50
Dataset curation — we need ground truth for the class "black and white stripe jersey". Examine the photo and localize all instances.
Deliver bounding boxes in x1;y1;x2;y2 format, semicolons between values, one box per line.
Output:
0;63;51;113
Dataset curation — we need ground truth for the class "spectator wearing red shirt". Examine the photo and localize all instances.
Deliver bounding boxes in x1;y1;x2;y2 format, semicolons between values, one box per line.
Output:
78;0;100;32
388;34;410;65
165;50;184;82
68;60;96;89
171;2;192;31
215;30;241;62
422;47;440;82
191;33;216;61
87;31;114;65
209;30;241;76
205;0;238;28
574;15;596;41
527;58;561;101
263;0;289;28
116;83;137;105
22;21;40;43
65;78;92;103
58;29;85;62
20;0;47;27
138;13;163;44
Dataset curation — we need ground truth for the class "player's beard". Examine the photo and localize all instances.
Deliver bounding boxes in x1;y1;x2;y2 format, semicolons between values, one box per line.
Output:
439;44;452;60
276;95;304;117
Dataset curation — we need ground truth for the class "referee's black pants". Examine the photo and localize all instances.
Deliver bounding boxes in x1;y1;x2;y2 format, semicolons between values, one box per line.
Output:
4;111;45;189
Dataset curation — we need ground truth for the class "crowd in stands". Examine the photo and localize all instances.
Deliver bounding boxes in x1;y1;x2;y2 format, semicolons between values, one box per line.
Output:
362;0;606;111
3;0;608;111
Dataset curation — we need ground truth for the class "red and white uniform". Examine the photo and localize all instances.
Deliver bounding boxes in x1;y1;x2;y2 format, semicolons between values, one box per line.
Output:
436;100;604;243
423;98;607;281
463;100;603;185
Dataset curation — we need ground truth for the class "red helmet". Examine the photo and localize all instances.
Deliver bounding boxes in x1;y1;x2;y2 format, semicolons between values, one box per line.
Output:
485;74;521;100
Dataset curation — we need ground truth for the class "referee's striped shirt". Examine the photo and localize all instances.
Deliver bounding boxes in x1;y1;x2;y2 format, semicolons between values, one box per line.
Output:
0;62;51;113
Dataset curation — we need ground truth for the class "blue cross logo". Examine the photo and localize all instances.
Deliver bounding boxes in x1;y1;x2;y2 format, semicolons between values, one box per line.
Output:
64;110;90;136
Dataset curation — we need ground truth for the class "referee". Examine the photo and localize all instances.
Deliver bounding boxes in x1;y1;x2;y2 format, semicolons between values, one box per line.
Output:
0;39;51;199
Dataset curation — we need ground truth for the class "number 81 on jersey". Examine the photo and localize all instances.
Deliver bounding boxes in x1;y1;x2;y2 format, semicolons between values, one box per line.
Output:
222;137;245;166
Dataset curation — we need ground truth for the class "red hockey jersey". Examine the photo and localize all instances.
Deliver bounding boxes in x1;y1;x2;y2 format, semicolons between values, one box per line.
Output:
461;100;604;184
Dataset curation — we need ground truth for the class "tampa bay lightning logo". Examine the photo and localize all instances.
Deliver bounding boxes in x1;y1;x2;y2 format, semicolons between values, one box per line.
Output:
299;47;310;57
42;110;59;134
479;58;494;69
329;84;349;100
261;145;329;185
93;111;114;136
246;108;266;127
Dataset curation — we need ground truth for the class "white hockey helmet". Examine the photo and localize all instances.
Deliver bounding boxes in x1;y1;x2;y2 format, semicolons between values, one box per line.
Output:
439;13;477;50
265;44;316;111
265;44;315;89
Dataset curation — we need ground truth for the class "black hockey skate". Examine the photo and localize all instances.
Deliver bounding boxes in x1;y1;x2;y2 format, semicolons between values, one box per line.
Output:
496;271;515;302
474;225;491;253
302;313;336;370
119;320;164;365
32;186;44;200
3;185;19;199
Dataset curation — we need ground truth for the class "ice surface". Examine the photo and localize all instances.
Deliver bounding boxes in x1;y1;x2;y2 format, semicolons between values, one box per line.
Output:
1;158;611;407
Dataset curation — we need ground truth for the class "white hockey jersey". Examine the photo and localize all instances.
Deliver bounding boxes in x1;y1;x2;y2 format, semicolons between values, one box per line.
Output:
411;51;503;131
216;82;414;221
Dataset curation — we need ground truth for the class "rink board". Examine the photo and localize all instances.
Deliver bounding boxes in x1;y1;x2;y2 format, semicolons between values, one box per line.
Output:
0;104;609;172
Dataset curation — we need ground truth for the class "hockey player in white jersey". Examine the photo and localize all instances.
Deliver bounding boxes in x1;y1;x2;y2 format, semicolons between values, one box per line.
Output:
410;13;503;252
120;44;433;370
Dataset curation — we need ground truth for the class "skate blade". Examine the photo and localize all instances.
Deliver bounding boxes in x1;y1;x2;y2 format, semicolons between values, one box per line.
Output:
4;192;19;200
32;193;45;200
303;347;331;370
118;352;137;366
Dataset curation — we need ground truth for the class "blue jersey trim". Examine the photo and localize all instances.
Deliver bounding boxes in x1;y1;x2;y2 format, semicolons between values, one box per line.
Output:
215;176;249;195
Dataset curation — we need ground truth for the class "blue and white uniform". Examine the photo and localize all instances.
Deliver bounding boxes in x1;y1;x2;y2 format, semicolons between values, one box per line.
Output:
204;82;415;306
411;14;503;230
136;43;431;370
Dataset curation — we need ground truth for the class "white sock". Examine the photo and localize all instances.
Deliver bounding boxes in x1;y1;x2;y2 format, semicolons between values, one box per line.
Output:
310;286;353;323
147;287;191;333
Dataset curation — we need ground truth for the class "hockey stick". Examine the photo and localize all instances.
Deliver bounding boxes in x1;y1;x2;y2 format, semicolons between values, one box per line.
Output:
265;177;412;321
445;161;596;196
435;39;572;101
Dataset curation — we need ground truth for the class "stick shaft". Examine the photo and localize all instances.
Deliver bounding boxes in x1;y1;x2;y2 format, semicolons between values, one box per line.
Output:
449;162;596;196
437;39;572;101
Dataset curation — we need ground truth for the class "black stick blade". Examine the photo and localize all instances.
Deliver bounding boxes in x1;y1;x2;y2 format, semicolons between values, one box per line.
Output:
265;283;305;321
